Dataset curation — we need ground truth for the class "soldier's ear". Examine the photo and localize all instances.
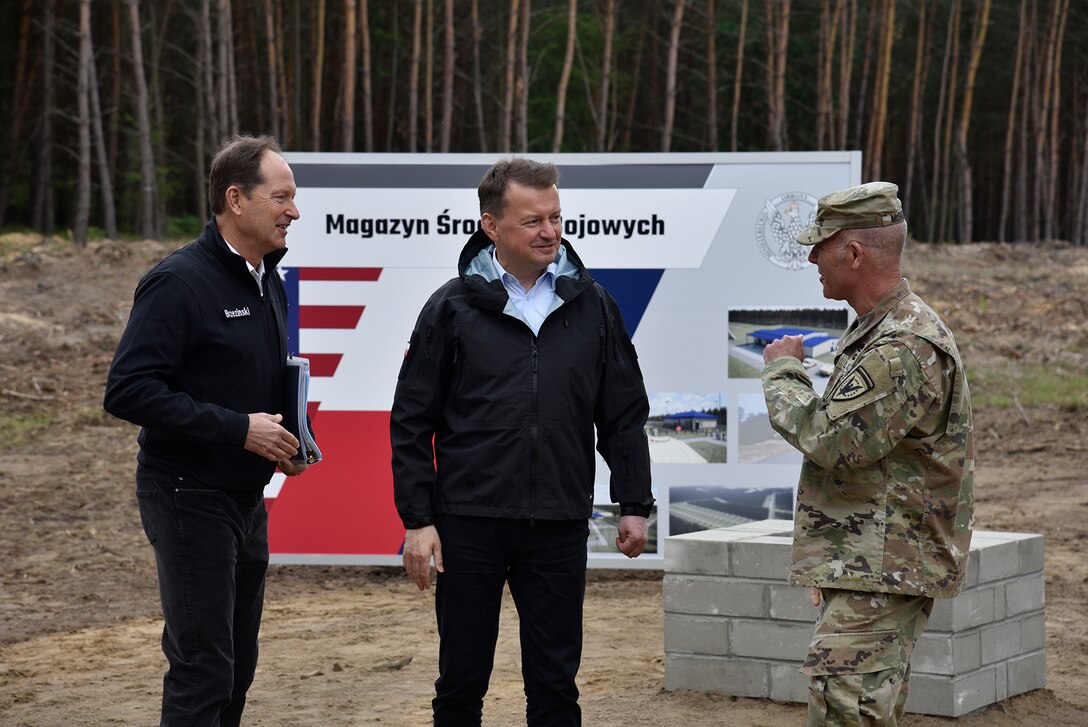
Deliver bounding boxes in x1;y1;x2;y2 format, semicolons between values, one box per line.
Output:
846;239;864;269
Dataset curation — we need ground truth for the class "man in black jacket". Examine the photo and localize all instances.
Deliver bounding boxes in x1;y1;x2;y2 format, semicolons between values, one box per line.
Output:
104;135;308;726
391;158;654;726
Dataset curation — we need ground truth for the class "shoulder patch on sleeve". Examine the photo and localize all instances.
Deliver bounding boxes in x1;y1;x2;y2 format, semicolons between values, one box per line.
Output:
829;367;874;402
825;346;899;419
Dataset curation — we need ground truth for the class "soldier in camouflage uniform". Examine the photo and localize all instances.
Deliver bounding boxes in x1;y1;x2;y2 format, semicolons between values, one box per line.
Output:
761;182;974;726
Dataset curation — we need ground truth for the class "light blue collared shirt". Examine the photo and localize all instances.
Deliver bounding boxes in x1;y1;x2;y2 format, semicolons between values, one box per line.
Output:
492;250;558;336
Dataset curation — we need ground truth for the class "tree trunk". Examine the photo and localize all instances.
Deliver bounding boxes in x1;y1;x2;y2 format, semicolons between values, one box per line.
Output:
865;1;894;181
552;0;577;153
853;2;878;155
597;0;616;152
1076;89;1088;245
904;0;929;223
1015;1;1036;242
998;0;1028;242
936;0;961;243
0;0;35;227
438;0;453;152
361;0;374;152
836;0;857;150
312;0;326;150
341;0;357;151
88;18;118;240
1043;0;1070;241
275;1;289;146
621;2;653;150
109;0;122;181
148;0;170;238
516;0;530;151
954;0;992;244
425;0;434;152
263;0;279;140
815;0;842;150
216;0;230;138
471;0;487;150
764;0;791;151
928;0;959;243
501;0;520;153
706;0;717;150
33;0;55;235
730;0;748;151
661;0;687;152
75;0;92;246
1032;0;1062;241
225;0;238;136
200;0;218;151
128;0;157;239
408;0;422;152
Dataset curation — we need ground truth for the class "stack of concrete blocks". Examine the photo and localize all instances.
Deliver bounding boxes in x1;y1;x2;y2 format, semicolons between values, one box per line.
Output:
663;520;1046;717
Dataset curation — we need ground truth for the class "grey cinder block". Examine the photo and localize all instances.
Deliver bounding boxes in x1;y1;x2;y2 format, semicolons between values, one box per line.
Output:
769;663;809;703
664;613;729;656
1018;612;1046;653
906;667;997;718
912;631;981;676
981;620;1021;665
664;654;769;698
729;535;793;579
768;584;819;622
731;619;811;661
927;584;996;631
1006;650;1047;696
1005;573;1045;617
664;537;731;576
663;574;765;618
975;539;1020;584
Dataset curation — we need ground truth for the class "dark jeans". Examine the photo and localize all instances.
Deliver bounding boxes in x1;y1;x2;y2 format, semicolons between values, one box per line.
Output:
432;514;589;727
136;464;269;727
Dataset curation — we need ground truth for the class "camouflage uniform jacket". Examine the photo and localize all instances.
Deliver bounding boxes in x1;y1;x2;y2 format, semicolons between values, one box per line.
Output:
762;279;974;598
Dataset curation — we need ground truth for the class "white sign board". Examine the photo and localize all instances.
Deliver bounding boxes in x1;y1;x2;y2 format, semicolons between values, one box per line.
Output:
268;152;860;567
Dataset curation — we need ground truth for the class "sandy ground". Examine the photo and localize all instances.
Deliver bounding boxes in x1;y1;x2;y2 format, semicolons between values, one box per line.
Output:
1;237;1087;726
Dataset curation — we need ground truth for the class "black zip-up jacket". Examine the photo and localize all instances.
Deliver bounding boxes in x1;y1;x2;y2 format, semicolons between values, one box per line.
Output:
390;230;654;528
104;219;289;490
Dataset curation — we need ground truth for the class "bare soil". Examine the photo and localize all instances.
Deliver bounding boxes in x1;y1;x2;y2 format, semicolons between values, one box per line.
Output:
1;236;1086;726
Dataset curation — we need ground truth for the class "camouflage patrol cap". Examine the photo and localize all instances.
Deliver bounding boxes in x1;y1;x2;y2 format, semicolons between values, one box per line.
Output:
795;181;905;245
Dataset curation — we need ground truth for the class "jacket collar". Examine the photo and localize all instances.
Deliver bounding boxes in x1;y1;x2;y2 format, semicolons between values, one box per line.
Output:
200;218;289;285
457;228;594;310
839;278;912;351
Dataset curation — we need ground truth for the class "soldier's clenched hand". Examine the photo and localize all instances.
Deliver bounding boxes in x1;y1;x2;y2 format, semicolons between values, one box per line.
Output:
763;334;805;364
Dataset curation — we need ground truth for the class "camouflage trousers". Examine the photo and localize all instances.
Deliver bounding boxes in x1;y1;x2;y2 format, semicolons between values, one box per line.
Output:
803;589;934;727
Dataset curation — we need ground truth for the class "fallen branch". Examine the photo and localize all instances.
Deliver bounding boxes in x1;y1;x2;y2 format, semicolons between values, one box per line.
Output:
1012;393;1032;426
2;389;54;401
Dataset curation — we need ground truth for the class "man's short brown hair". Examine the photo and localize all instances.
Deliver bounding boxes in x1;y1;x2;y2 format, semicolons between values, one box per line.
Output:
478;158;559;218
208;135;282;215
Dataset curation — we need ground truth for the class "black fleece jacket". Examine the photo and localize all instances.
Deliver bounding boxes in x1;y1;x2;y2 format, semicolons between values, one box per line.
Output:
390;230;654;528
104;219;290;490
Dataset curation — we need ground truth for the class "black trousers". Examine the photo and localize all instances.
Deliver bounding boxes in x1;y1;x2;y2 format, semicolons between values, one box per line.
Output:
432;514;589;727
136;464;269;727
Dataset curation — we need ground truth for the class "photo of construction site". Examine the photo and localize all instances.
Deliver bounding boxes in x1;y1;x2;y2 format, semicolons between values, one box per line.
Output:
727;307;849;379
644;392;727;464
668;484;793;537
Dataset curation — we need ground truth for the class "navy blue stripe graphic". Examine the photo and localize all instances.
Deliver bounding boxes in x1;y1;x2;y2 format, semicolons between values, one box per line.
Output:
589;268;665;336
292;164;713;189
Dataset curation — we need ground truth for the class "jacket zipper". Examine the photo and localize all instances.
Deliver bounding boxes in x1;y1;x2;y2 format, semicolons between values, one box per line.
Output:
530;340;538;526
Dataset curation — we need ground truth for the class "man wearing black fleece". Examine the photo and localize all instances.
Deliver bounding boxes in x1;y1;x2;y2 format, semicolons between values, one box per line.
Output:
104;135;307;726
